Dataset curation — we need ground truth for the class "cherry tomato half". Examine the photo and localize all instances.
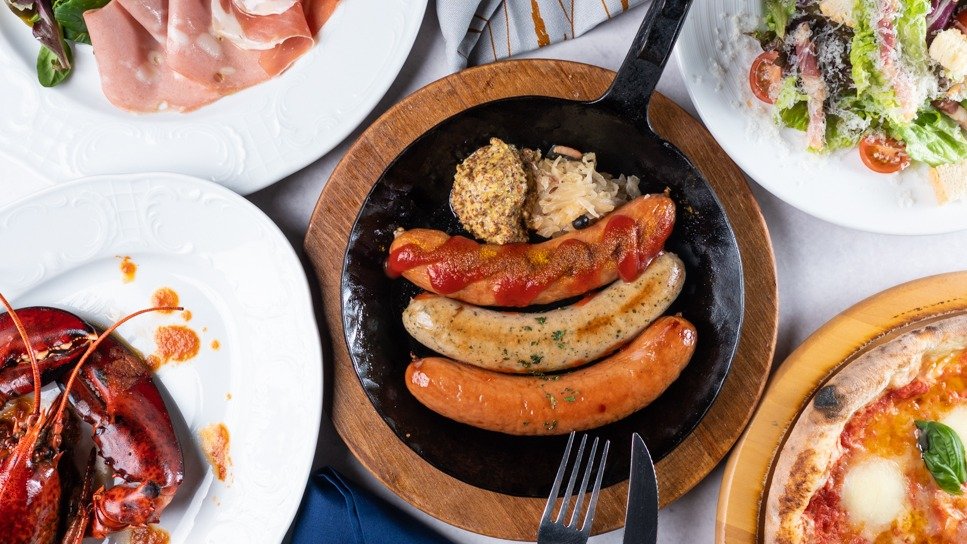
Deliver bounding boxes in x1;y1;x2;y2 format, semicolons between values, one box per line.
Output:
749;51;782;104
858;135;911;174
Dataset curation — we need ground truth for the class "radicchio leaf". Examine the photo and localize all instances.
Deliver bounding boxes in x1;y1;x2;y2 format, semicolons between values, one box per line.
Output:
31;0;69;71
927;0;958;39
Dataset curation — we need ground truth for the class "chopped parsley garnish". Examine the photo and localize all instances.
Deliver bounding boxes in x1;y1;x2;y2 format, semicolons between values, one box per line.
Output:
535;317;547;325
562;387;578;402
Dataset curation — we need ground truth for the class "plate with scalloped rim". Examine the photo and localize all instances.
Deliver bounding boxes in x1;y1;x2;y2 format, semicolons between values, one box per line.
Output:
677;1;967;235
0;173;322;543
0;0;427;207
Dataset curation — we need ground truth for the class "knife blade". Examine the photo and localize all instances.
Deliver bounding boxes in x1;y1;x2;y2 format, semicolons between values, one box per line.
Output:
623;433;658;544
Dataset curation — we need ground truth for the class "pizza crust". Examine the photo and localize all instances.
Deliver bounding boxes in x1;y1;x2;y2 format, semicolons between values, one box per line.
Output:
764;313;967;544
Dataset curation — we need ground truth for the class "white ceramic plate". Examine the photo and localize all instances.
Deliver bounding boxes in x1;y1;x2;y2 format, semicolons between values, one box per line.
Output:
0;0;427;207
677;1;967;235
0;173;322;543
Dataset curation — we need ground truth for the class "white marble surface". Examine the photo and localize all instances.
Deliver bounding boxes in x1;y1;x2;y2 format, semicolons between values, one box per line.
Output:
250;3;967;543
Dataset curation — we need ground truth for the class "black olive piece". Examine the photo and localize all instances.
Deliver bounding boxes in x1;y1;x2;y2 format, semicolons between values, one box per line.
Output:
572;215;591;229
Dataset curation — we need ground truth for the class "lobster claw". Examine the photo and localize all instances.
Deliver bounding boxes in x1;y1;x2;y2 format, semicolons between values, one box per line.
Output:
60;334;184;536
0;307;95;406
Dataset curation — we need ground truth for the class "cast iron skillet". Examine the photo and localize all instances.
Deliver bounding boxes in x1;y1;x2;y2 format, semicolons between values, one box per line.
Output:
341;0;743;498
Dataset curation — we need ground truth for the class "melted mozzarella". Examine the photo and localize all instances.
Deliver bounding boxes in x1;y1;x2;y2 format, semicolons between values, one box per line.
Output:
841;457;908;532
941;405;967;443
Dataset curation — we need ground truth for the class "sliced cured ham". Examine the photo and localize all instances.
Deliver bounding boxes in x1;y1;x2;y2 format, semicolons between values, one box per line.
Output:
117;0;168;42
303;0;338;34
84;0;337;112
86;0;221;112
212;0;311;50
874;0;918;121
166;0;312;89
793;23;828;152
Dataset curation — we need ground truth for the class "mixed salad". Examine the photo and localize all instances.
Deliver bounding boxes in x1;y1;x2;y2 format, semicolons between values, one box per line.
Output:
750;0;967;175
5;0;108;86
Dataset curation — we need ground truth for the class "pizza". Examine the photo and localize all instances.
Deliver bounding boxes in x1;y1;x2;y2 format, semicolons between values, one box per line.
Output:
765;314;967;544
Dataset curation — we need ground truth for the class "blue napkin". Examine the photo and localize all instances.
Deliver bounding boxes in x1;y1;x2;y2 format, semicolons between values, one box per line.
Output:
291;467;454;544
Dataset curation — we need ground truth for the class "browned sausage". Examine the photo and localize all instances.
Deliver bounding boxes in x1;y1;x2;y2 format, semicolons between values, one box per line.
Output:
404;316;697;435
386;195;675;307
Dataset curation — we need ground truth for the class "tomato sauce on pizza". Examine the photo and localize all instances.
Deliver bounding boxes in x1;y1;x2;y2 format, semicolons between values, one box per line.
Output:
805;349;967;542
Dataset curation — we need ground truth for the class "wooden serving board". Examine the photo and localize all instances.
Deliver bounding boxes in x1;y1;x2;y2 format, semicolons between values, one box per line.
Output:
717;272;967;543
304;59;778;540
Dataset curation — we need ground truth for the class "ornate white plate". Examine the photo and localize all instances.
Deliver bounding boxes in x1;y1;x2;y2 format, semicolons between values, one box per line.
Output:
0;173;322;543
677;1;967;235
0;0;427;207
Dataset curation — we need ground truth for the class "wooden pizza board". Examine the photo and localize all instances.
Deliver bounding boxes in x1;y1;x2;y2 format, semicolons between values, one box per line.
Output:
304;59;778;540
717;272;967;543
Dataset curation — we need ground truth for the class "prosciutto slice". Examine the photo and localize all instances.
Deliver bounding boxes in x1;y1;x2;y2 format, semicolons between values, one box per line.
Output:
86;0;221;112
84;0;335;112
793;23;828;152
875;0;918;121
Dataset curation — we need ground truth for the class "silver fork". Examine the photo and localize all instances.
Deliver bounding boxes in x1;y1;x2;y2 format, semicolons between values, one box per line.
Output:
537;432;612;544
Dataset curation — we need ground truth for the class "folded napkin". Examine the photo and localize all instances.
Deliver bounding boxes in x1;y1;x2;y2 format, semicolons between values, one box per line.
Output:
291;467;454;544
437;0;648;70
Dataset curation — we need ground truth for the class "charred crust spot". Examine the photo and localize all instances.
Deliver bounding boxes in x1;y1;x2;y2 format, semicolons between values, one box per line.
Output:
143;481;161;499
813;385;843;419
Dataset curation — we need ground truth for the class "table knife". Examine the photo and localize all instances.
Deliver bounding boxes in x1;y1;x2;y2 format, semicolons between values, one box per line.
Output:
623;433;658;544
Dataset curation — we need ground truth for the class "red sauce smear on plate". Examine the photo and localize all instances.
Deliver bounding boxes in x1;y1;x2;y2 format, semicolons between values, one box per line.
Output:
200;423;232;482
148;325;201;370
386;212;667;306
119;256;137;283
151;288;179;313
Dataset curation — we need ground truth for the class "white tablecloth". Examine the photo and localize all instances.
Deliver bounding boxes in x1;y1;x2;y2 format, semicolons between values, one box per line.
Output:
252;3;967;542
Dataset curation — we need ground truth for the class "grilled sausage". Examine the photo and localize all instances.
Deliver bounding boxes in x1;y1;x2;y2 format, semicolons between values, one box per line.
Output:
405;316;697;435
386;195;676;307
402;252;685;374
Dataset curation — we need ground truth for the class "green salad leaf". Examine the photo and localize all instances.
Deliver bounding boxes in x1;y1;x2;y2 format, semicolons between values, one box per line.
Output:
774;76;808;131
917;420;967;495
895;0;931;68
762;0;795;38
889;108;967;166
53;0;108;45
826;116;863;150
36;39;71;87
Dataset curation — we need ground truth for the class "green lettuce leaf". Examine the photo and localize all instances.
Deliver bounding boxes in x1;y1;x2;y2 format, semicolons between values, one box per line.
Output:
53;0;108;45
895;0;931;67
849;0;932;123
827;116;863;150
774;76;808;131
762;0;795;38
889;108;967;166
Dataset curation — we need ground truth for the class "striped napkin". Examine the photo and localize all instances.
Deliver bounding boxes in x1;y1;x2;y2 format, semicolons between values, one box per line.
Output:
437;0;647;70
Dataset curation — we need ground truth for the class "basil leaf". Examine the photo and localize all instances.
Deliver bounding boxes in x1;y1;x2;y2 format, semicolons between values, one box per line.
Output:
53;0;107;44
916;420;967;495
37;40;71;87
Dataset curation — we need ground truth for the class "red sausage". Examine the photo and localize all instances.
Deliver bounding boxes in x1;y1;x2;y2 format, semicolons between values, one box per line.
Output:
404;316;697;435
386;195;676;307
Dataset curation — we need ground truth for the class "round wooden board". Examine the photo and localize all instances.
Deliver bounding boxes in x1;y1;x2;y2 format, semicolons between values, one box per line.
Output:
304;59;778;540
717;272;967;544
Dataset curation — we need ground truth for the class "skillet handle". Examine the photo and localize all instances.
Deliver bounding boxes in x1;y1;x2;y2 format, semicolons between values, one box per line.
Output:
593;0;694;130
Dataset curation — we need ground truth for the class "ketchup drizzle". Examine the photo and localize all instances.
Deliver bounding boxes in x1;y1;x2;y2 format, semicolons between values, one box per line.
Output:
386;204;673;307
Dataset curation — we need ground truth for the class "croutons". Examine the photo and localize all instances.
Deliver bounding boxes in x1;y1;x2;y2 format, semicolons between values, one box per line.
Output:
819;0;856;27
930;29;967;83
929;159;967;205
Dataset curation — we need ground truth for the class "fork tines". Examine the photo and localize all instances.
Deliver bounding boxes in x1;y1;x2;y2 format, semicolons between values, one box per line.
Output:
539;432;611;540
